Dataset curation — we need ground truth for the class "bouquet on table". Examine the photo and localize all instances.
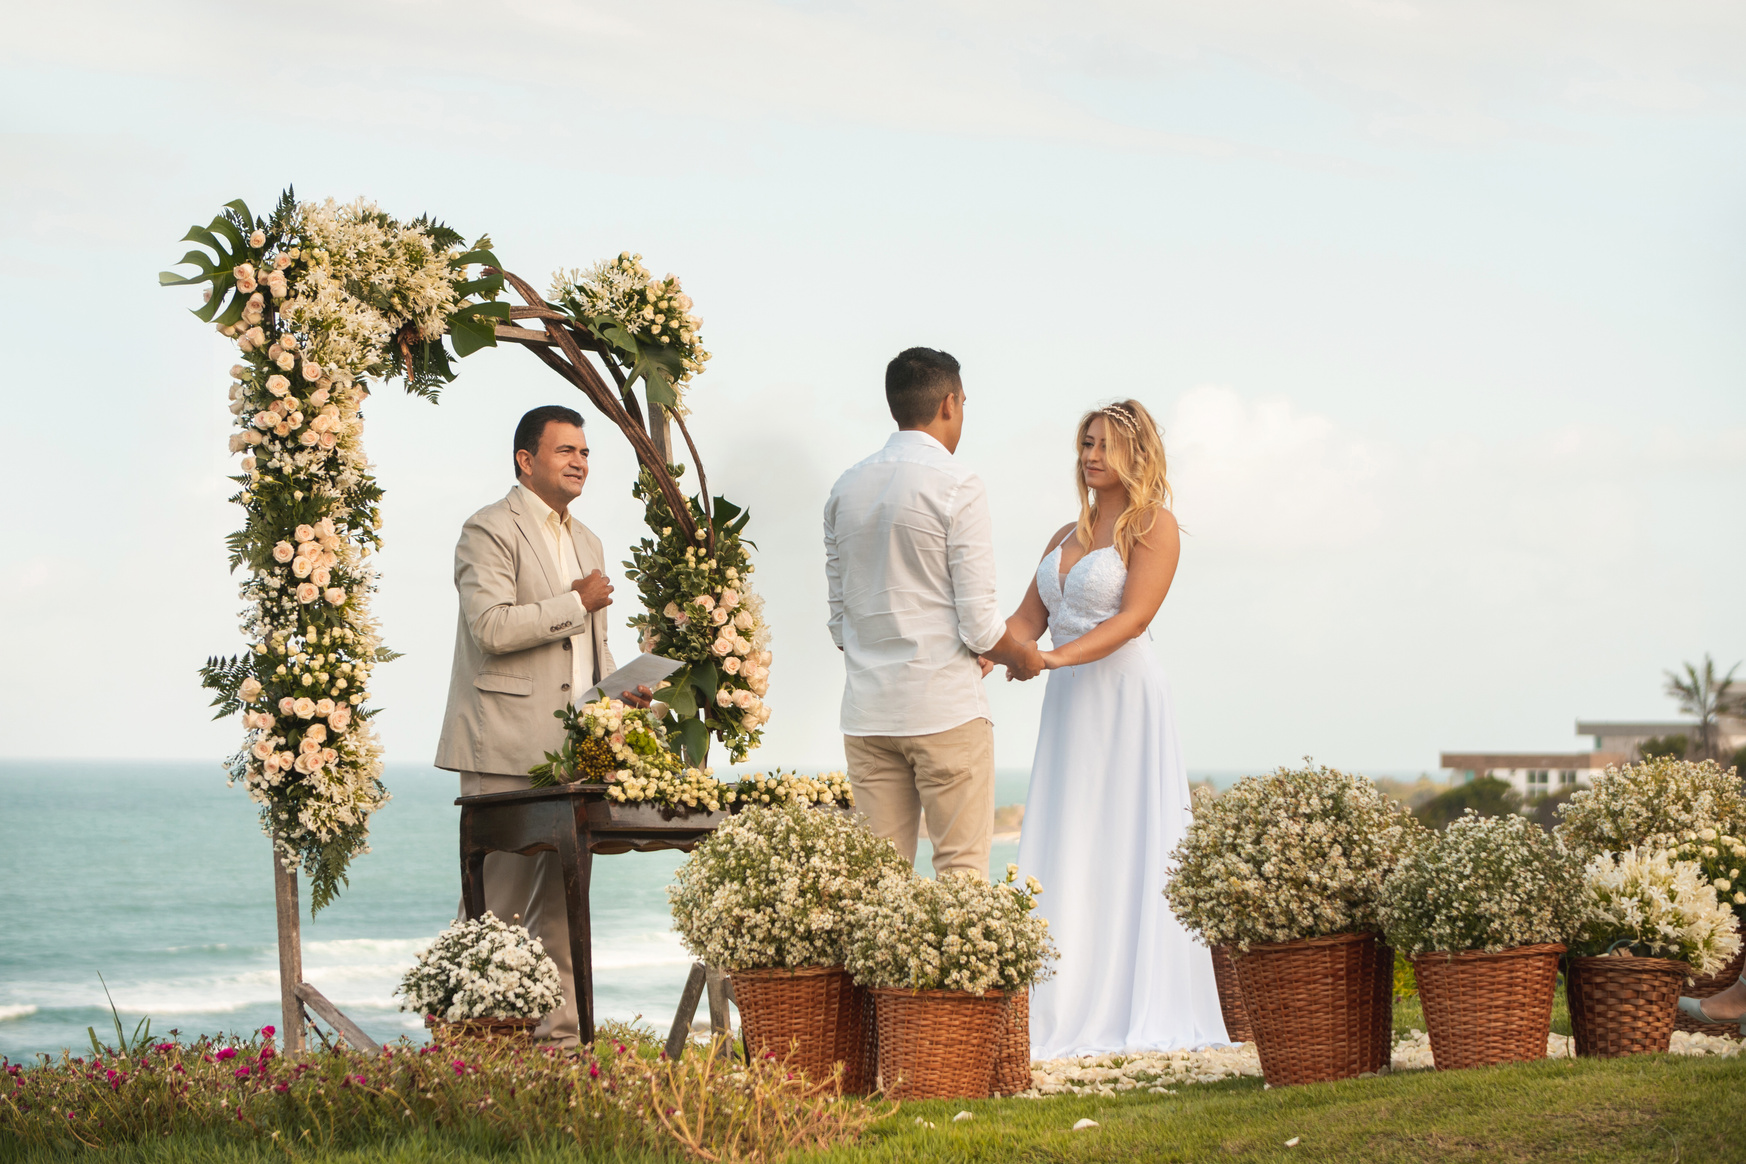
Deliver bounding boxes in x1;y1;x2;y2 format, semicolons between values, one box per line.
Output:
528;698;729;811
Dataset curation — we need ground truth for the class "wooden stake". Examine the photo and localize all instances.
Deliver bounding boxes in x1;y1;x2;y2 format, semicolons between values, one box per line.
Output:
271;842;307;1054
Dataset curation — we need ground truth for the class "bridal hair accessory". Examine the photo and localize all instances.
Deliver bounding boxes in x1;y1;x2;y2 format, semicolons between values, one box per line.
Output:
1096;404;1139;435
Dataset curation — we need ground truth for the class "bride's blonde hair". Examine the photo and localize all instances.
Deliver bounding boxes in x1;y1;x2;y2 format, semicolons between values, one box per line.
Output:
1074;399;1171;564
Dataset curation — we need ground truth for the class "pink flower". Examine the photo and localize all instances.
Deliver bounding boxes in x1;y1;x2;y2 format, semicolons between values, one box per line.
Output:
234;1066;251;1079
215;1047;237;1061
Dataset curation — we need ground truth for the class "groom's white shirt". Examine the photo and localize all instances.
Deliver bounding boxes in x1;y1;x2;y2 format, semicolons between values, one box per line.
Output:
824;429;1004;736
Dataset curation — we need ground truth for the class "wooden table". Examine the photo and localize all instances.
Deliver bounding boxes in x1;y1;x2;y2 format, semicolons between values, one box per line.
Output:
456;784;727;1044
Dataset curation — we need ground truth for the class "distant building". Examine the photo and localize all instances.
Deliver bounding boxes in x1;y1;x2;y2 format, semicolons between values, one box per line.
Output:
1442;711;1745;799
1439;752;1627;798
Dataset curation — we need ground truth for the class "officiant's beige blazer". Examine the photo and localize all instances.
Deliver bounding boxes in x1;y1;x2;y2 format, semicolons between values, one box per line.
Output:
435;487;617;777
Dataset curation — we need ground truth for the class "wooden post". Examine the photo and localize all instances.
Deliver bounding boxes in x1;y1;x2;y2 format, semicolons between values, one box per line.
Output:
271;842;307;1054
648;398;672;465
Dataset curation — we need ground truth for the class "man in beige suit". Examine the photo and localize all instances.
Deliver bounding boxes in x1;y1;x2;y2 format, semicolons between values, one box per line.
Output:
436;404;620;1046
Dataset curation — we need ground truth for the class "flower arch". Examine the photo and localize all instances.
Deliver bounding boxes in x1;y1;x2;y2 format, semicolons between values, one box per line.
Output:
164;190;772;916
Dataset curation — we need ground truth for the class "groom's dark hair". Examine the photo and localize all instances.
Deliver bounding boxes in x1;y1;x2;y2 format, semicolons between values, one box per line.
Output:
886;347;962;429
513;405;586;477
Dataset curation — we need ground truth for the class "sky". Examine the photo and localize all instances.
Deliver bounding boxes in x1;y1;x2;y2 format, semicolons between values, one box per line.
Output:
1;0;1743;776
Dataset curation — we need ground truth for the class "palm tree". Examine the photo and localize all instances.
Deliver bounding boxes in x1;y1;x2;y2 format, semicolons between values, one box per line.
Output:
1663;654;1741;761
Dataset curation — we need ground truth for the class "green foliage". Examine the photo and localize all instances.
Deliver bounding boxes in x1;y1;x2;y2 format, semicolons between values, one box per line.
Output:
1641;734;1690;761
1413;776;1520;830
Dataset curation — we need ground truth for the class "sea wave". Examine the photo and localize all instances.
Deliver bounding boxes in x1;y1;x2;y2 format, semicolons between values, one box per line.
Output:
0;1005;39;1022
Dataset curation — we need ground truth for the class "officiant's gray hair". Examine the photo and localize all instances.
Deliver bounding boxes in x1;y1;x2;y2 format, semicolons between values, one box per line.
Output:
886;347;962;429
513;405;585;477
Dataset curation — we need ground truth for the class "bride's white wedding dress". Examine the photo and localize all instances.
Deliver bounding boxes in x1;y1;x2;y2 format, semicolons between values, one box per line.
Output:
1018;542;1229;1059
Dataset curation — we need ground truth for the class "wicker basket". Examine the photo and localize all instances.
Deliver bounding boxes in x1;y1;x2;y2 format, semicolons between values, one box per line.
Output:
991;989;1031;1095
1210;946;1254;1043
424;1015;538;1043
1565;954;1687;1058
1232;931;1392;1087
870;987;1005;1100
731;965;873;1092
1672;942;1745;1038
1412;943;1563;1070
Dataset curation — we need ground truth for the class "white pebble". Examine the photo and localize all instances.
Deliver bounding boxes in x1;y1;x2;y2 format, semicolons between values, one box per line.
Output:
1073;1118;1099;1131
1285;1136;1301;1147
952;1111;974;1122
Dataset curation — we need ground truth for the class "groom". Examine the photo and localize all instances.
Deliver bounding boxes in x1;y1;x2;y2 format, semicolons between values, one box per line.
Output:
435;404;620;1046
824;347;1042;878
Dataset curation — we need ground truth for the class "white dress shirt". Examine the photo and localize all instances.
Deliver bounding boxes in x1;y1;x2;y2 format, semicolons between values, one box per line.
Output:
824;430;1005;737
518;485;593;703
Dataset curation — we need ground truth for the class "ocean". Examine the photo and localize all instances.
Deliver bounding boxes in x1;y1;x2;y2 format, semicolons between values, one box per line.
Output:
0;761;1038;1062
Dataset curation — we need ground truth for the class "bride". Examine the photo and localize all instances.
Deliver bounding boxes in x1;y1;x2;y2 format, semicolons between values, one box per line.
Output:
1004;400;1228;1058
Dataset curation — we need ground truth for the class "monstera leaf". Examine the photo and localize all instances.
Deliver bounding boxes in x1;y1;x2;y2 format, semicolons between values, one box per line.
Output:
158;199;261;328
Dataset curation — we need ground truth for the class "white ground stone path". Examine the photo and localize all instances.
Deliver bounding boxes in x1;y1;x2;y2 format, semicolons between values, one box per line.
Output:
1021;1030;1740;1097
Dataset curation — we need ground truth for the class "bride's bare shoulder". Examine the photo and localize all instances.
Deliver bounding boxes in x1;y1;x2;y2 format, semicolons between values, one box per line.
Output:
1039;521;1076;561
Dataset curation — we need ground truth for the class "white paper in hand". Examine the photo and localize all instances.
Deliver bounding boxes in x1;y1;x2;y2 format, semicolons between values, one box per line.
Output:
579;653;685;704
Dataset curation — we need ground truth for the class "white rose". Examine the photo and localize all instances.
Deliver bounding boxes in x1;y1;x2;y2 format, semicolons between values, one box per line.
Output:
712;609;728;625
239;677;263;703
311;567;331;587
716;688;734;708
274;253;292;270
275;352;295;371
296;582;319;604
243;430;263;446
733;689;755;710
720;588;739;609
734;610;754;630
291;557;313;579
252;738;275;760
266;375;290;396
305;723;327;744
330;706;352;729
279;697;297;716
228;434;246;453
273;541;296;563
293;697;316;718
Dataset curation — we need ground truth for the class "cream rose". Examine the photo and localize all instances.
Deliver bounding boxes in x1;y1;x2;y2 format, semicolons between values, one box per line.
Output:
732;689;756;710
298;430;318;446
300;360;321;381
330;706;351;730
272;541;295;563
716;688;734;707
253;411;275;430
695;594;716;612
305;723;327;744
295;525;316;542
318;432;337;450
279;697;297;716
296;582;319;604
291;557;313;579
228;434;246;453
266;374;290;396
252;738;275;760
311;566;331;587
734;610;754;630
711;637;733;656
721;656;741;675
248;230;266;248
720;588;740;609
313;698;334;716
243;326;266;348
293;696;317;718
324;587;346;605
273;253;292;271
239;676;263;703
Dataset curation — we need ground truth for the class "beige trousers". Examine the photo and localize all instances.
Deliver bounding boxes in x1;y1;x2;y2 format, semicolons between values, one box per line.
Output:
843;718;994;878
457;771;578;1046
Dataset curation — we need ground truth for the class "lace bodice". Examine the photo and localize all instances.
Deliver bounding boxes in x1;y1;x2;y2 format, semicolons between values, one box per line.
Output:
1038;543;1127;644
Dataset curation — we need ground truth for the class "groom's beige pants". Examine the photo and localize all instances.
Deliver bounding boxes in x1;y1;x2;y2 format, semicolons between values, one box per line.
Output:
844;717;994;879
456;772;579;1047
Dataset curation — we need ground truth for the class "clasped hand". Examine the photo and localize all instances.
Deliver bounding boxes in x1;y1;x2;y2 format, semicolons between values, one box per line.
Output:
977;640;1048;683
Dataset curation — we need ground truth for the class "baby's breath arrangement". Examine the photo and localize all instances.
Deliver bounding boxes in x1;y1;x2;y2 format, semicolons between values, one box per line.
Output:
1379;811;1586;958
1669;827;1746;922
1570;847;1742;975
1555;757;1746;860
1164;763;1424;952
843;866;1057;994
529;698;732;811
668;804;911;970
395;912;562;1023
732;770;853;809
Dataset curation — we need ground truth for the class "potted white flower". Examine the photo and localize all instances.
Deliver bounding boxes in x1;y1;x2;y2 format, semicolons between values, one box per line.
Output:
843;866;1056;1101
1378;811;1586;1070
1565;846;1743;1057
1555;757;1746;860
667;804;910;1091
1164;764;1422;1086
1667;827;1746;1033
396;912;563;1042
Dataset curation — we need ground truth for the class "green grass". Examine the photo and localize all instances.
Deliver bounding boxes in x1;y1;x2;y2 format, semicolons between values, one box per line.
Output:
5;1051;1740;1164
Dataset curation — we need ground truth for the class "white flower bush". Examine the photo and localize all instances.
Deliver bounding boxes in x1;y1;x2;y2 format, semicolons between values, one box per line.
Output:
167;192;504;909
1669;827;1746;923
1555;757;1746;860
1164;764;1423;952
1379;811;1586;958
843;866;1057;994
669;805;910;970
396;912;563;1023
1570;846;1743;976
549;253;711;413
